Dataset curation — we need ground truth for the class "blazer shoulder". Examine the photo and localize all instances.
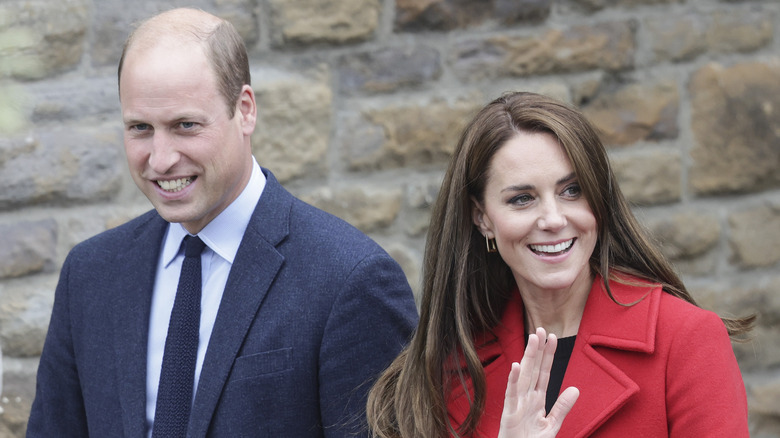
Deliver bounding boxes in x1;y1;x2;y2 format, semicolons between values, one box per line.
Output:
66;209;163;260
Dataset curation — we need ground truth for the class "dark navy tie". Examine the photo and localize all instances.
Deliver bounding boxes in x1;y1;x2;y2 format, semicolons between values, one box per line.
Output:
153;235;206;438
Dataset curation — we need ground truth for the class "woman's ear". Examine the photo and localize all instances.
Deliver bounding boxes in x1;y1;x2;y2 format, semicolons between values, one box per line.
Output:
471;196;492;236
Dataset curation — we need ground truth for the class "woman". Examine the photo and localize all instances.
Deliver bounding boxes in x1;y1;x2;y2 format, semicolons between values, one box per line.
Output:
367;92;754;437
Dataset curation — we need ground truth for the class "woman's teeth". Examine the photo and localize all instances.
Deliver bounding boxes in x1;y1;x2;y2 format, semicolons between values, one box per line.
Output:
530;239;574;255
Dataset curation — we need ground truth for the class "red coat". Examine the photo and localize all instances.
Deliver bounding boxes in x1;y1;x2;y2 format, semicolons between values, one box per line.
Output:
447;275;749;437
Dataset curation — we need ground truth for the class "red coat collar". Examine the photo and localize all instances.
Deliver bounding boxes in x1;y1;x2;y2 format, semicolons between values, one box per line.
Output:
447;274;662;437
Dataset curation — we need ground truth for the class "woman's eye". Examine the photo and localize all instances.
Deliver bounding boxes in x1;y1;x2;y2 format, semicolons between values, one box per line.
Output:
562;183;582;198
509;194;534;205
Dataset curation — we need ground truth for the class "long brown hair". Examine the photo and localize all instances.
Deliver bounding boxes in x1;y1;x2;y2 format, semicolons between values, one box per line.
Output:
366;92;754;438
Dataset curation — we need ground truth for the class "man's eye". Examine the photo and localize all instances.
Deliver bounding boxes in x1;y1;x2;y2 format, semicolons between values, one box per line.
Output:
131;124;150;132
180;122;196;129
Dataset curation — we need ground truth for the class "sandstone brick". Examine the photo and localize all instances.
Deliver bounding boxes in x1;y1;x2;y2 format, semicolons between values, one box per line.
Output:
0;128;123;208
268;0;379;46
568;0;681;10
340;96;482;171
301;187;402;233
337;46;441;94
644;210;720;260
0;219;56;279
728;200;780;269
646;14;706;63
0;0;88;80
707;9;773;54
30;76;120;123
251;70;332;183
395;0;550;31
451;21;635;81
610;150;681;205
582;80;679;146
748;372;780;416
689;61;780;195
404;177;442;237
0;276;56;357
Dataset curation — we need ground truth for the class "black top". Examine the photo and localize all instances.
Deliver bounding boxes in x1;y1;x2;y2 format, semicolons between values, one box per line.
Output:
525;334;577;414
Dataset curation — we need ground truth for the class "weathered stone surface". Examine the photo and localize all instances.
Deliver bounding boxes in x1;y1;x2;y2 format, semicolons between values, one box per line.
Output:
90;0;222;67
301;187;402;233
337;46;441;94
341;96;482;171
689;61;780;195
0;219;56;279
707;9;773;54
645;210;720;260
395;0;550;31
451;21;635;81
29;77;120;123
610;150;681;205
748;373;780;416
0;0;88;80
268;0;379;46
646;14;707;63
404;177;442;237
0;128;123;208
0;357;37;436
728;200;780;269
582;80;679;146
0;276;56;356
0;83;28;135
568;0;681;10
251;69;332;183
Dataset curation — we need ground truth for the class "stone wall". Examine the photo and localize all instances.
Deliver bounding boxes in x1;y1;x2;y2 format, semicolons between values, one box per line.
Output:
0;0;778;436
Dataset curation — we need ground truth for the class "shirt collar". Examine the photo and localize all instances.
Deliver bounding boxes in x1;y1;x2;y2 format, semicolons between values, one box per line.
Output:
161;157;266;267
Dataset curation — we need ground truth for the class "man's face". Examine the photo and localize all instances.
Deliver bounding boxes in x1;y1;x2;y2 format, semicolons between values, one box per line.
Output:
120;40;255;234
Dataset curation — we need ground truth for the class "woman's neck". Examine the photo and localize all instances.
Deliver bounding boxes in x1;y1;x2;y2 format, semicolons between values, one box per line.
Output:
518;273;593;338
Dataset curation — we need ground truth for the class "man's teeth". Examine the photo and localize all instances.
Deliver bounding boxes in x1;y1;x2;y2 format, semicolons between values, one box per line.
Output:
157;177;193;192
530;239;574;254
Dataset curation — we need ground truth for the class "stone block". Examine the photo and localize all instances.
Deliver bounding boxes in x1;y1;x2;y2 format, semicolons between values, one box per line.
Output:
582;80;679;146
610;150;681;205
747;373;780;416
728;200;780;269
395;0;550;31
0;219;56;279
568;0;681;10
644;209;720;260
268;0;379;46
0;0;88;80
0;128;123;209
29;76;120;123
0;83;28;136
707;9;773;54
0;357;37;437
689;61;780;195
301;186;402;233
250;68;332;183
340;96;482;171
337;46;441;94
451;21;635;81
404;177;442;237
0;276;56;357
646;14;706;63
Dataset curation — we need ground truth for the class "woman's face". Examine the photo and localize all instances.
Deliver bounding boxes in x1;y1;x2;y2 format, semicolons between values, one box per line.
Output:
472;131;597;296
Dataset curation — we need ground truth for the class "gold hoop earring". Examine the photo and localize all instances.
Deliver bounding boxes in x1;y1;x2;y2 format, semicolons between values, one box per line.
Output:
486;236;498;253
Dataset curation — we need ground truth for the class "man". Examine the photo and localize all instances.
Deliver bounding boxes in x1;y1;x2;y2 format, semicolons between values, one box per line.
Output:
27;8;418;437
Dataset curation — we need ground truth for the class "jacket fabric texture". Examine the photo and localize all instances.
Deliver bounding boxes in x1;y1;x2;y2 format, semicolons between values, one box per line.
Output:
28;169;419;437
447;274;749;437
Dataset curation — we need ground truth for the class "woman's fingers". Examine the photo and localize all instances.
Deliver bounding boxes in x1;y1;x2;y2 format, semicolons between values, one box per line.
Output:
548;386;580;432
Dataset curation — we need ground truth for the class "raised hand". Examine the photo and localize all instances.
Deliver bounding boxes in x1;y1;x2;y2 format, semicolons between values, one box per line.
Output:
498;327;579;438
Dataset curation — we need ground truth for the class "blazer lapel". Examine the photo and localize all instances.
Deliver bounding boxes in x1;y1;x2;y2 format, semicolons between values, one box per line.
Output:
558;275;660;438
112;212;168;437
189;170;290;437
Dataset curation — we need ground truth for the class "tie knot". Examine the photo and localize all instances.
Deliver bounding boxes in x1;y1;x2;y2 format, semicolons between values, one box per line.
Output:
183;235;206;258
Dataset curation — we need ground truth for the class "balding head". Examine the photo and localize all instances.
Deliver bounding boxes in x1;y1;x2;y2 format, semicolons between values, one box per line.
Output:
118;8;250;118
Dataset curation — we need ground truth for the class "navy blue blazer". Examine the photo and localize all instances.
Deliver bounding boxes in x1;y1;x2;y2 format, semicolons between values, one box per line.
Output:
28;169;418;437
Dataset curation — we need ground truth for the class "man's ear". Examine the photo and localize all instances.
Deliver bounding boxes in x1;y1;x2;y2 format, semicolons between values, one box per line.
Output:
237;84;257;136
470;196;492;236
